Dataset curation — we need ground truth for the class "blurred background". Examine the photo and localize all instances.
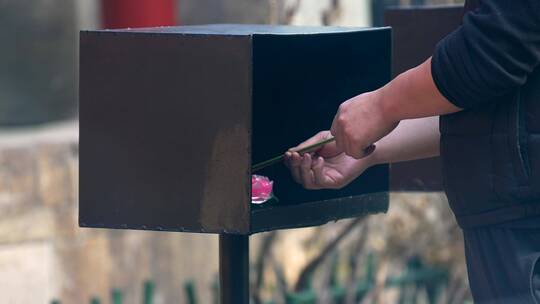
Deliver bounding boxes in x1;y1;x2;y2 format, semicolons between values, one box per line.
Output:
0;0;470;303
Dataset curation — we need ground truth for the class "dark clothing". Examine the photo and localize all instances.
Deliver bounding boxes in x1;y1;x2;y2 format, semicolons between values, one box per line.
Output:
431;1;540;302
463;216;540;303
432;0;540;108
432;0;540;228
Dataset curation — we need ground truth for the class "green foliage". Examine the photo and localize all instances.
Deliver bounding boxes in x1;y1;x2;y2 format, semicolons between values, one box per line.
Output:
111;288;122;304
184;280;197;304
90;297;100;304
211;275;219;304
143;280;155;304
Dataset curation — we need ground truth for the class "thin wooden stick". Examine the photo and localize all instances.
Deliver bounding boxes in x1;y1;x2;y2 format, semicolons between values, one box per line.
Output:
251;136;335;172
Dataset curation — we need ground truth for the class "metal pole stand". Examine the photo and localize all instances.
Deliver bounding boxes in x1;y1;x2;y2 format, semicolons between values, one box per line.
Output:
219;234;249;304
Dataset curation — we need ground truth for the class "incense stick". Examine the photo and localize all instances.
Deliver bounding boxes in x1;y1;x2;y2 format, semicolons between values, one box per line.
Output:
251;136;336;172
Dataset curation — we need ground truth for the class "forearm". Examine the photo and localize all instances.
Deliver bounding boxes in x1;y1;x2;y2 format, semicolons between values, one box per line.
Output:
368;116;440;166
379;58;461;123
330;57;453;160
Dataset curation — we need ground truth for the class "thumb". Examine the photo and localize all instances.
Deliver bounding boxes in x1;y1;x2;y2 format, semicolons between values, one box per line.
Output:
317;140;342;158
289;131;329;153
289;131;342;158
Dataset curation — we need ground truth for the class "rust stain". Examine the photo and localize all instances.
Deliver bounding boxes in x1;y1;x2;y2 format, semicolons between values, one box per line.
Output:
200;123;250;233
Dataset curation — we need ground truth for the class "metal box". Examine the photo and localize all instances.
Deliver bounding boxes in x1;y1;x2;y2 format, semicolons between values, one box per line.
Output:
79;25;391;235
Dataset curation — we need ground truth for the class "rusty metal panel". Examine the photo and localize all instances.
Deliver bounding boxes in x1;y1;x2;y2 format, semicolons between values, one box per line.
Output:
385;5;463;191
80;30;252;233
79;25;391;235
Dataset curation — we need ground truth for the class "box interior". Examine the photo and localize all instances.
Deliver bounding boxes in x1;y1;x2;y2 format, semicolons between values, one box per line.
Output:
250;30;390;211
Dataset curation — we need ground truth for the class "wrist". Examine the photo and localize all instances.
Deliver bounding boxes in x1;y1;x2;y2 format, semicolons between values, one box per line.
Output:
353;147;379;171
376;80;401;125
365;144;382;166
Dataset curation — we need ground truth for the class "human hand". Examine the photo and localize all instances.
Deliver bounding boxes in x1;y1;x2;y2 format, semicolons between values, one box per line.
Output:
284;131;375;189
331;90;399;159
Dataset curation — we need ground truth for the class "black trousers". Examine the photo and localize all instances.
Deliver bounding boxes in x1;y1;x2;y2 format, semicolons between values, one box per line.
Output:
463;216;540;303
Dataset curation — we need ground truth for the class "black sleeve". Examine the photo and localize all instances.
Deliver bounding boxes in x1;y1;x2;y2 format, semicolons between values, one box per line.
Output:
431;0;540;109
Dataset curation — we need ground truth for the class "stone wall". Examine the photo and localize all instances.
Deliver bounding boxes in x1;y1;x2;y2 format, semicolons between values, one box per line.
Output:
0;121;219;303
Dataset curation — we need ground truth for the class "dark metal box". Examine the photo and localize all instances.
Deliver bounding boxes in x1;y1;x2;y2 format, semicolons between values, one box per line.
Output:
79;25;391;235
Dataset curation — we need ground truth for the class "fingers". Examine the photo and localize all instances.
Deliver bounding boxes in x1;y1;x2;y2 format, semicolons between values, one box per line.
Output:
330;121;342;150
286;151;302;184
300;154;316;189
312;156;326;187
289;131;330;153
331;119;375;159
285;151;319;189
284;130;338;190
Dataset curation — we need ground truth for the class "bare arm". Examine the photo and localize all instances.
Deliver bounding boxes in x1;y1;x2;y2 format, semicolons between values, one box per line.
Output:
286;58;446;189
330;58;460;159
285;116;440;189
380;58;461;122
370;116;440;166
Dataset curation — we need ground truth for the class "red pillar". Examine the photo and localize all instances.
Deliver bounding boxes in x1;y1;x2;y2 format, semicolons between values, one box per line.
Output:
101;0;176;29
